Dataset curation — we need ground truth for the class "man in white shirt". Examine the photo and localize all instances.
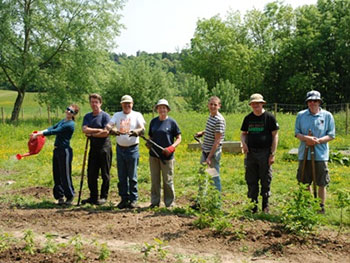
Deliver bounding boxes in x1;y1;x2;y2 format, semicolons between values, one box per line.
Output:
106;95;145;209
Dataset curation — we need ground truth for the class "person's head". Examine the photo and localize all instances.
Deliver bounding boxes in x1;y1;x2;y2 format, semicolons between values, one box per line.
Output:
89;93;102;112
155;99;170;118
120;95;133;114
305;90;322;114
248;93;266;114
208;96;221;116
66;104;79;121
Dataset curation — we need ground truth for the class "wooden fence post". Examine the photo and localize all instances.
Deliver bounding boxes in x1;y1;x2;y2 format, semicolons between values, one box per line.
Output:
1;107;4;124
274;103;278;117
39;107;42;118
21;108;24;120
346;103;349;135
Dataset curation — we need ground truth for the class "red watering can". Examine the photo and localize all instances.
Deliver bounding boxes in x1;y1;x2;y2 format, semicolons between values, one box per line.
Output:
16;131;46;160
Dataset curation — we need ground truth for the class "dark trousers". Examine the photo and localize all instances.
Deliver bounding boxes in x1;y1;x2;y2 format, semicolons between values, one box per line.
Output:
53;147;74;200
244;148;272;200
87;143;112;200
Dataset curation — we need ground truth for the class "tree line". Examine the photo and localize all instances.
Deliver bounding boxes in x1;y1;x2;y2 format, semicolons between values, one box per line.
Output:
1;0;350;121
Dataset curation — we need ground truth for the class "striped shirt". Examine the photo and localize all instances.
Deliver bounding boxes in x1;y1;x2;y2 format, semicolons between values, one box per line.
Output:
202;112;226;152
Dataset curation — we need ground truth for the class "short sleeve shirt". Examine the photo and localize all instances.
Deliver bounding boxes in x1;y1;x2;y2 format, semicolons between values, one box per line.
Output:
295;108;335;161
241;111;279;149
109;110;146;146
148;117;181;160
83;111;111;147
202;112;226;152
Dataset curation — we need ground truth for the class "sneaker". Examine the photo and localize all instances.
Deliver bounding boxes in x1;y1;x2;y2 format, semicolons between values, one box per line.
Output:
97;198;107;205
263;206;270;214
128;201;139;209
252;205;258;214
65;197;74;206
58;198;65;205
117;200;129;209
81;198;99;205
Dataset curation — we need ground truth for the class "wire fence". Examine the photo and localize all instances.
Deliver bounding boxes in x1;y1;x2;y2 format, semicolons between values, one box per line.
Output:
1;102;349;134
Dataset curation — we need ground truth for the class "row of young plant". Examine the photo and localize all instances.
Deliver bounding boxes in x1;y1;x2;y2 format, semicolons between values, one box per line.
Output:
0;230;110;262
191;167;350;237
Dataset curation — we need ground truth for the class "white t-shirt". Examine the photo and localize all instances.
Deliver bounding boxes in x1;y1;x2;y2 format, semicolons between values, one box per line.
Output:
109;110;146;146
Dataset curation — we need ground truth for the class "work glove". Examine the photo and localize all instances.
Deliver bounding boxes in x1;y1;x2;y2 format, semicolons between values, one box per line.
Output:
162;145;175;157
129;128;144;137
109;127;120;136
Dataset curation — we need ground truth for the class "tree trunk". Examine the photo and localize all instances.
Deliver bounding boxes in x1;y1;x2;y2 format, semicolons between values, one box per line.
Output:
11;91;25;122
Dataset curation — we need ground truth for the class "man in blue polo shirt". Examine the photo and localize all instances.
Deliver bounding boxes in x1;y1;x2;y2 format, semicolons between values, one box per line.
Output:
295;90;335;214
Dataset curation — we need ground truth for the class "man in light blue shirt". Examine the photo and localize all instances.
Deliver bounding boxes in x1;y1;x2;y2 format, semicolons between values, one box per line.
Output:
295;90;335;213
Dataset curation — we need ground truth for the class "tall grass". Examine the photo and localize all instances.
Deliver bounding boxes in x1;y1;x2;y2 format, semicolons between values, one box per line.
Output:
0;101;349;228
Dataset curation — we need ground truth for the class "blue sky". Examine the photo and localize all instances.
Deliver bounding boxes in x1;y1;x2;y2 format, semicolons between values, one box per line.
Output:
115;0;317;55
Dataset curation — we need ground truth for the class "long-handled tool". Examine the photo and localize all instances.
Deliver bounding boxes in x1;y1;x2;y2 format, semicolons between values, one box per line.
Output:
140;135;166;164
77;138;89;206
300;129;317;198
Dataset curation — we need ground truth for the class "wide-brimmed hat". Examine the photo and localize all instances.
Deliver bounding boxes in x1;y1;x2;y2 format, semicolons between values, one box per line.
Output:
305;90;322;103
120;95;133;104
249;93;266;105
155;99;170;111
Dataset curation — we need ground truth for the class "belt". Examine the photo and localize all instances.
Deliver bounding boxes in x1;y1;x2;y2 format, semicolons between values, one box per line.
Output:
117;144;138;149
249;147;270;152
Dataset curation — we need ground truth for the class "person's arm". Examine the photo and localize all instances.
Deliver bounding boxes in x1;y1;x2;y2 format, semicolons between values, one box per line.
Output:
295;133;319;146
162;134;182;156
240;131;248;154
83;125;109;138
269;130;278;165
206;132;222;166
195;131;205;137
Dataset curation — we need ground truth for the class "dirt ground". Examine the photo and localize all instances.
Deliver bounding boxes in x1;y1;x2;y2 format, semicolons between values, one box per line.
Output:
0;186;349;263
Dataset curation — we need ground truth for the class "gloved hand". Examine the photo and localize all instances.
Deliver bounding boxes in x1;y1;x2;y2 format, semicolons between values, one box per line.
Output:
128;128;144;137
145;141;152;149
109;127;120;136
162;145;175;157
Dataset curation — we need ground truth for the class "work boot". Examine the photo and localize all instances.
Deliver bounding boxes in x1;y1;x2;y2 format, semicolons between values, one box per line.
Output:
318;204;325;214
149;203;159;209
81;197;98;205
190;202;200;211
65;197;74;206
58;198;65;206
117;200;129;209
262;197;269;214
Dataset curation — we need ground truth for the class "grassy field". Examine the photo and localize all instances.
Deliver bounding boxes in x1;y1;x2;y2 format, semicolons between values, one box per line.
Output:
1;90;350;230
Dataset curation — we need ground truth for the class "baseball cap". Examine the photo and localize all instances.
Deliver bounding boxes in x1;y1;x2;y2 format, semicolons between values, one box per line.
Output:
249;93;266;105
120;95;133;104
305;90;322;102
155;99;170;110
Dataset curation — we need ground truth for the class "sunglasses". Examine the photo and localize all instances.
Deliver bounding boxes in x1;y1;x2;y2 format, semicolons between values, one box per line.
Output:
66;107;76;114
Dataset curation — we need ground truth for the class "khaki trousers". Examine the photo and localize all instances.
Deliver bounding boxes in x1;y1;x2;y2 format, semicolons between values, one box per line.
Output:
149;156;175;207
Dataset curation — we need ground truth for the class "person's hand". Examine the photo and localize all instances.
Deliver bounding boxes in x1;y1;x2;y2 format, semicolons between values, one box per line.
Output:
128;130;139;137
242;143;249;154
109;127;120;136
31;133;38;140
195;131;204;138
162;145;175;157
145;141;152;149
305;136;319;146
269;154;275;166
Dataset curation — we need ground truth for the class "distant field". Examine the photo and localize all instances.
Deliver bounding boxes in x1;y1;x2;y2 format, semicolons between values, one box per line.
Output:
0;90;90;120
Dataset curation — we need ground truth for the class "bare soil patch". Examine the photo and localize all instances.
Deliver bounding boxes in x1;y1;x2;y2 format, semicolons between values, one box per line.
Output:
0;187;349;262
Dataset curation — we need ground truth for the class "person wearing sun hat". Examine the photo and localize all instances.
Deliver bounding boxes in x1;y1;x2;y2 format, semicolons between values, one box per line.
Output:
240;93;279;214
147;99;181;208
106;95;146;209
295;90;335;214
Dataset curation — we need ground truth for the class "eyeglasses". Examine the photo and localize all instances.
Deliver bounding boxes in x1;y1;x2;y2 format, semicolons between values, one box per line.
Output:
66;107;76;114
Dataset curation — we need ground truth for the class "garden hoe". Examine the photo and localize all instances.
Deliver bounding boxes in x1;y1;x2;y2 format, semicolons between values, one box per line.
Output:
139;134;166;164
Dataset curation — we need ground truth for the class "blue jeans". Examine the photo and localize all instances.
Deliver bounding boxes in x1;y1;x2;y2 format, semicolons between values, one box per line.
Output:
200;149;222;192
117;144;139;201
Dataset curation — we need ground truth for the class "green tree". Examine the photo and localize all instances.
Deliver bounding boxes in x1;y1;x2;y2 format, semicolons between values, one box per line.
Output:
102;56;175;113
0;0;124;121
211;79;241;113
180;74;208;112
